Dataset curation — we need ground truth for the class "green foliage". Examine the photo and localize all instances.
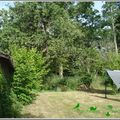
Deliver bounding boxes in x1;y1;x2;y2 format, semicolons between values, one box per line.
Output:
106;52;120;70
45;74;93;91
66;76;81;90
0;70;22;118
0;3;120;114
45;75;62;90
89;106;97;112
73;103;80;110
0;89;21;117
107;105;113;110
80;73;93;89
0;72;2;87
1;1;120;118
102;52;120;91
10;46;48;104
44;75;67;91
105;112;110;117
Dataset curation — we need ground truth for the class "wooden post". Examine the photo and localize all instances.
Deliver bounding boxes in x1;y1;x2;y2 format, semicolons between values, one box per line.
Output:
105;78;107;99
104;70;108;99
59;63;63;79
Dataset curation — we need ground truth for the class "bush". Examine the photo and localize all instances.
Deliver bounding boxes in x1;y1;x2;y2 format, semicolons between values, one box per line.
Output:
0;71;22;118
80;73;93;89
66;76;81;90
45;75;61;90
45;74;93;91
45;75;69;91
11;46;48;105
66;74;93;91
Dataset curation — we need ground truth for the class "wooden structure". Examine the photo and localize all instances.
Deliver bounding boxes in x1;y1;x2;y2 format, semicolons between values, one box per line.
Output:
0;52;14;84
0;52;15;117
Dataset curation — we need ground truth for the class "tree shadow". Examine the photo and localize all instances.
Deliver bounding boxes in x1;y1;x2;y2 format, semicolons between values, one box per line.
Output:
92;95;120;102
80;88;114;95
21;113;45;118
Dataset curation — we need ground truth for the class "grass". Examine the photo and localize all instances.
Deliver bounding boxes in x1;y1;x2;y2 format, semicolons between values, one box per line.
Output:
21;91;120;118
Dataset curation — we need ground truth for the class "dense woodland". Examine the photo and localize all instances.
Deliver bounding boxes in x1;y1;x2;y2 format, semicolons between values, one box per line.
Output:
0;2;120;117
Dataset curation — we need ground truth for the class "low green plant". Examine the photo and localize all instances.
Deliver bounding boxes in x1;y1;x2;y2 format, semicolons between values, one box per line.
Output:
73;103;80;110
89;106;97;112
72;103;114;117
66;76;81;90
105;112;110;117
107;104;113;110
80;73;93;89
45;75;61;90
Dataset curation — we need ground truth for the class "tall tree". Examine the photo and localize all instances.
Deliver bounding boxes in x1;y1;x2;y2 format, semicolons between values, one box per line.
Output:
2;2;84;78
102;2;120;54
69;2;101;47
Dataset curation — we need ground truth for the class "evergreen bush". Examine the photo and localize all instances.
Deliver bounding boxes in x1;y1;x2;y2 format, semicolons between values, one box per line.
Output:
11;46;48;104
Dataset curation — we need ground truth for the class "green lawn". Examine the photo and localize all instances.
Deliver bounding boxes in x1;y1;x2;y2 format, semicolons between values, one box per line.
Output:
21;91;120;118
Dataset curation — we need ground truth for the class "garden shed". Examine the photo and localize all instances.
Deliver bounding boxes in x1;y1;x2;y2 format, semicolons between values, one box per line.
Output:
0;52;14;82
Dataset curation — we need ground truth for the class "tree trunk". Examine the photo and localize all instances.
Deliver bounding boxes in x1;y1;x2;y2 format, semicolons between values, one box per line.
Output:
59;63;63;79
112;21;118;55
87;60;90;74
111;6;118;55
43;22;49;57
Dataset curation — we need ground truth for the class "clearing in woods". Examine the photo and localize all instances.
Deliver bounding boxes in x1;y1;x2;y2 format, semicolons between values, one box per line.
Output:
22;91;120;118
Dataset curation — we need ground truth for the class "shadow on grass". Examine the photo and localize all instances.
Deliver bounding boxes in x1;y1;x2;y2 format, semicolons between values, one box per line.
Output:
80;88;114;95
92;95;120;102
21;113;45;118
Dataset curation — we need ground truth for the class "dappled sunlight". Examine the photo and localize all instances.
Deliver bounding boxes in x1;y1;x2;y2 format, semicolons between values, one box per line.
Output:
0;1;120;118
22;91;120;118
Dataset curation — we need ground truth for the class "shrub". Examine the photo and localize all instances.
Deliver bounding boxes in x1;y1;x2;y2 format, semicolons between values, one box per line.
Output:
45;75;69;91
66;76;81;90
11;46;48;105
45;74;92;91
45;75;61;90
80;73;93;89
0;70;22;118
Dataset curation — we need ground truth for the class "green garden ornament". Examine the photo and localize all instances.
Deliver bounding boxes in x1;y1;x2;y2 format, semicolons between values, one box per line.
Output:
105;112;110;117
89;106;97;112
73;103;80;110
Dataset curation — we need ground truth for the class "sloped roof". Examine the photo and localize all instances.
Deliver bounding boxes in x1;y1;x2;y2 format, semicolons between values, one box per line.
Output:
106;70;120;89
